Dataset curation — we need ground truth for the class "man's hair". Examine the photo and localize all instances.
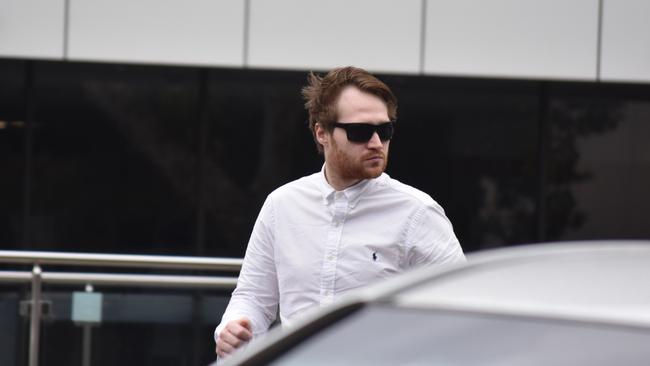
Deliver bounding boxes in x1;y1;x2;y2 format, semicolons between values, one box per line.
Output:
301;66;398;153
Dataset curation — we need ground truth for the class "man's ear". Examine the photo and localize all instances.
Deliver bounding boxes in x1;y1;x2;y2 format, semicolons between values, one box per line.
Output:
315;123;329;146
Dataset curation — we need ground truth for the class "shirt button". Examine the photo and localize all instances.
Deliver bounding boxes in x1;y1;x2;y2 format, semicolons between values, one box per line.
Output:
327;255;334;261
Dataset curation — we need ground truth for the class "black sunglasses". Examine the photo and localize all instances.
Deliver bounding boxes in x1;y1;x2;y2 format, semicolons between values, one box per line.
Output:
332;121;395;143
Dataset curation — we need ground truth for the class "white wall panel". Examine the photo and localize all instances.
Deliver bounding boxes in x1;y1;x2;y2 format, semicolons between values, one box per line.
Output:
67;0;244;66
600;0;650;83
0;0;65;59
248;0;422;74
424;0;599;80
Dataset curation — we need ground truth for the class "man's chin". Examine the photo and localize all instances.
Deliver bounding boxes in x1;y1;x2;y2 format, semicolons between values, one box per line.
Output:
361;165;385;179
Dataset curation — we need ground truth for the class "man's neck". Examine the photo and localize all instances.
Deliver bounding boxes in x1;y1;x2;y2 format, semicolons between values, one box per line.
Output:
324;165;362;191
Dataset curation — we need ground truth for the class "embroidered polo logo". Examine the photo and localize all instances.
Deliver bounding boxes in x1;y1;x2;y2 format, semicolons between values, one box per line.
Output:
372;252;377;261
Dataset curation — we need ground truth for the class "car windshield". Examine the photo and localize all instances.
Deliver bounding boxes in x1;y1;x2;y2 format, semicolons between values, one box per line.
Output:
268;304;650;366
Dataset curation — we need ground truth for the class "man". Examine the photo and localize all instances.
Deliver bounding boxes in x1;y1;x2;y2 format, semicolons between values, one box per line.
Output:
215;66;465;358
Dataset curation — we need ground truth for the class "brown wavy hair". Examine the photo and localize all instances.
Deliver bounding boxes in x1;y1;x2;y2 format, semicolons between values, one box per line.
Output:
301;66;397;153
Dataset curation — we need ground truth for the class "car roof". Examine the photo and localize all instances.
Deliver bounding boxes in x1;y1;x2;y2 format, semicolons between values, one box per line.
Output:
392;240;650;327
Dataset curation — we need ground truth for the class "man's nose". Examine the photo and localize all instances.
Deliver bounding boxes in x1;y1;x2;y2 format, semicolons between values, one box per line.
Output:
367;132;383;148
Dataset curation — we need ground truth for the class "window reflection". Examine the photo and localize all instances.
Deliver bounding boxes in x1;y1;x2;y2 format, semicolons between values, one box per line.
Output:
389;78;540;251
547;85;650;240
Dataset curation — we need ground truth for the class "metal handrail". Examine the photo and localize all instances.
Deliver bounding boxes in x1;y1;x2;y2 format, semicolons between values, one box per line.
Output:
0;250;244;366
0;270;32;283
0;250;243;271
0;270;238;288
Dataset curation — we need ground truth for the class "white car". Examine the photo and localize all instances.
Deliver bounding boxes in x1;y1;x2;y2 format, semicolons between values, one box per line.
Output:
219;241;650;366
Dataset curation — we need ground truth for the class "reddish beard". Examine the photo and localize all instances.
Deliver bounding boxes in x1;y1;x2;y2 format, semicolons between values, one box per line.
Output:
329;138;388;181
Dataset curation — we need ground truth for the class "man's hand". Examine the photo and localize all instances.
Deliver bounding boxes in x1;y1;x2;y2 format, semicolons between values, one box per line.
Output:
216;318;253;358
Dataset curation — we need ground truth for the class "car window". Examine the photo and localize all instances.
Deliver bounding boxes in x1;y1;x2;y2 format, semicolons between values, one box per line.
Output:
268;304;650;366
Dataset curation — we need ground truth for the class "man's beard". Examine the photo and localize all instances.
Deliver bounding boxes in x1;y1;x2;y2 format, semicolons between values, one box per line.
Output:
330;139;388;181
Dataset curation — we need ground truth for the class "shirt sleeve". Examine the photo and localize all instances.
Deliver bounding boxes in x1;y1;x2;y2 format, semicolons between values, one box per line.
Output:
214;196;279;343
405;202;466;268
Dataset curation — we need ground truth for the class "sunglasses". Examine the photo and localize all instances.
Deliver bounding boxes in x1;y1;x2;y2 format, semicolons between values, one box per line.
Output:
332;121;395;143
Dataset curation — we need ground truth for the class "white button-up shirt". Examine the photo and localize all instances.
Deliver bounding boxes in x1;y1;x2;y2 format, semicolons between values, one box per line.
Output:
215;168;465;341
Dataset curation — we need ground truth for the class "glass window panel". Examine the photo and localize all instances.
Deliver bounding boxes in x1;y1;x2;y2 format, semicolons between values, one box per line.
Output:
202;69;317;257
29;62;201;254
0;59;27;247
0;286;29;366
387;77;541;251
35;286;230;366
546;84;650;240
271;305;650;366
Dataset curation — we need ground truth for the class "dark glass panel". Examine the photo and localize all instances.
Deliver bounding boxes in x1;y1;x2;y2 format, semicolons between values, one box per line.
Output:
29;62;200;254
202;69;317;257
0;59;26;248
386;76;540;251
35;289;229;366
546;83;650;240
0;287;29;366
3;58;648;256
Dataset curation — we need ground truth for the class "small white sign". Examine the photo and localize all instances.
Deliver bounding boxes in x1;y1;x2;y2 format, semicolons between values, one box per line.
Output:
72;292;103;324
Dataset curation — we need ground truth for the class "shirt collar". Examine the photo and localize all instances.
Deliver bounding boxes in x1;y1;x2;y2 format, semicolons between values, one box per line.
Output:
317;164;379;207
